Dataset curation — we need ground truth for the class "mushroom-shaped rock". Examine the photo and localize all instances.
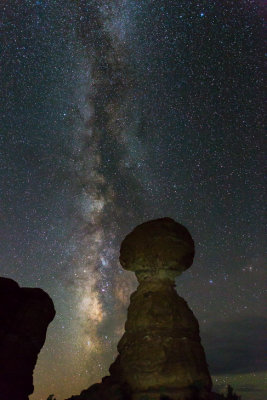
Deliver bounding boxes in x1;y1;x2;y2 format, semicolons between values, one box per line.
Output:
65;219;212;400
118;219;212;399
120;217;195;282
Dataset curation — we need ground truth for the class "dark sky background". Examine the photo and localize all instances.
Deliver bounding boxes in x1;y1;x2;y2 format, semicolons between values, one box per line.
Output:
1;0;266;399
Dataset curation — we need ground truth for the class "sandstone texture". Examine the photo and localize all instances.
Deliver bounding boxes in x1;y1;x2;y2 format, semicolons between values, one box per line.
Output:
118;218;212;399
120;217;195;282
0;277;55;400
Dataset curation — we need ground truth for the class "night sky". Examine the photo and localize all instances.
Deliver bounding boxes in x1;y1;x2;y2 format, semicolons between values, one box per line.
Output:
1;1;266;399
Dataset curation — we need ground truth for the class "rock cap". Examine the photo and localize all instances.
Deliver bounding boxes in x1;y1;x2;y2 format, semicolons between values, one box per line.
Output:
120;217;194;282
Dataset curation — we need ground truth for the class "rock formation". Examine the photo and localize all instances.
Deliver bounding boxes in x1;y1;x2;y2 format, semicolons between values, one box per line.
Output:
66;218;212;400
0;277;56;400
117;218;212;400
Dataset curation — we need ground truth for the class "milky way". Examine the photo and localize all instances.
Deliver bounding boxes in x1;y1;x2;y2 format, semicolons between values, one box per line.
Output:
1;1;266;399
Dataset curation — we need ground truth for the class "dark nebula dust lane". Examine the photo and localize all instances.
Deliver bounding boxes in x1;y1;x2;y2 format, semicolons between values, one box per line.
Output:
0;1;266;399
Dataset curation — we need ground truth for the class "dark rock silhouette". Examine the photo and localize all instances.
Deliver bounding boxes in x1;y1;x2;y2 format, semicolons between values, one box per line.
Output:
66;218;213;400
0;277;55;400
211;386;241;400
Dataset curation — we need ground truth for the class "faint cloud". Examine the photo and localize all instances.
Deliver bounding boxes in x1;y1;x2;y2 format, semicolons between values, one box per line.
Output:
202;316;267;374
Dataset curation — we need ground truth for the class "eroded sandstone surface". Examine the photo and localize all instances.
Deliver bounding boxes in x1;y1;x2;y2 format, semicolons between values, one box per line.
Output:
118;218;212;400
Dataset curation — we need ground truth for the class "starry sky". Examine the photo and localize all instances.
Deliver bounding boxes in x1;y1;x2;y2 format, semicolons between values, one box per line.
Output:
1;0;266;399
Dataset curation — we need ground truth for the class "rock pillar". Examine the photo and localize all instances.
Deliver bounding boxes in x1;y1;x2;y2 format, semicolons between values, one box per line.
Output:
118;218;212;400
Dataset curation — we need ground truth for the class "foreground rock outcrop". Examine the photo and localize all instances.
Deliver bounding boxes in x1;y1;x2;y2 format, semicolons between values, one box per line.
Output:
0;277;55;400
67;218;212;400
